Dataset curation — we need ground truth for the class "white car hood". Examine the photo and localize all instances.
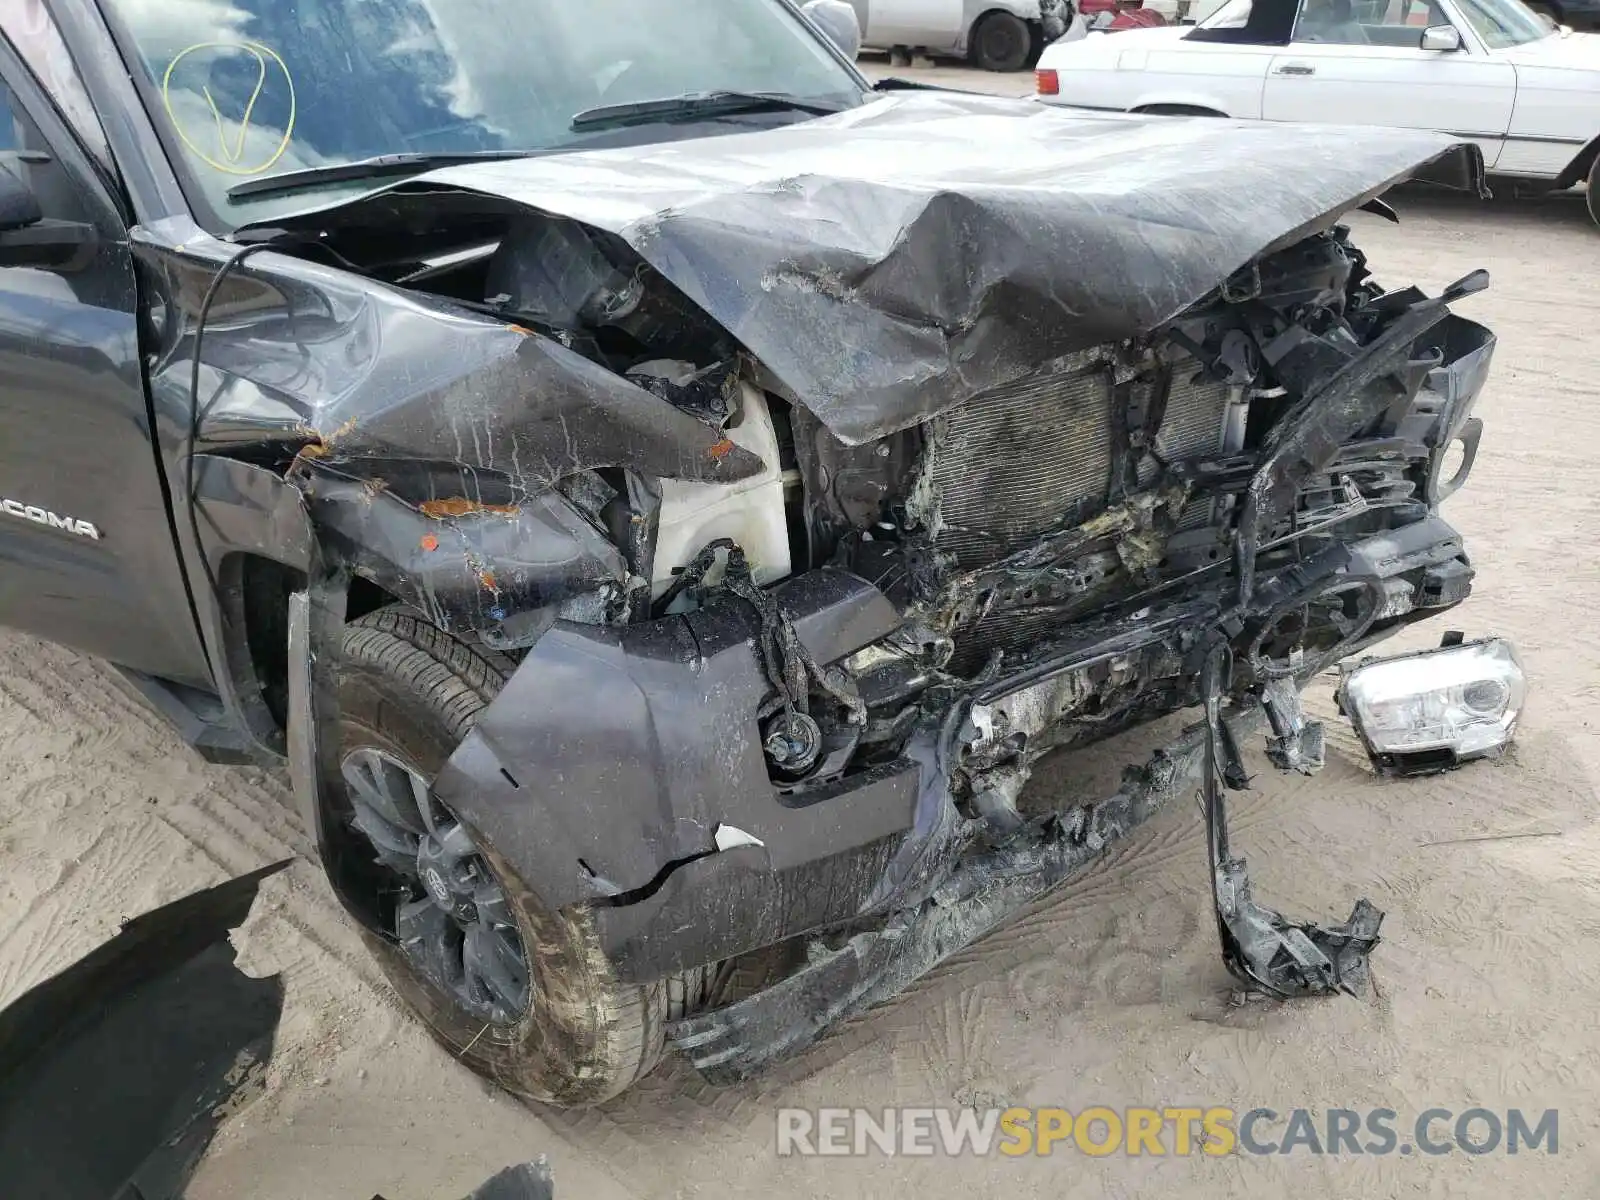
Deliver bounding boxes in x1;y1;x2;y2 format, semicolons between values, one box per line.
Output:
1495;30;1600;69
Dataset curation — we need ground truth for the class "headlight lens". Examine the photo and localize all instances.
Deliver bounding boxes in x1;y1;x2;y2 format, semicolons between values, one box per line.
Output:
1338;637;1525;773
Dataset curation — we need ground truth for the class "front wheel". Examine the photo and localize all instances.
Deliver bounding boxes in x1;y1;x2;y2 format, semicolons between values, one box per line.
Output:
1586;152;1600;228
970;11;1034;71
335;606;700;1106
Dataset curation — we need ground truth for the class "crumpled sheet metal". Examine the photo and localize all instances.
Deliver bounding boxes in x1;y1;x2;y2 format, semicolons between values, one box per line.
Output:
136;234;763;487
247;92;1483;445
301;473;628;638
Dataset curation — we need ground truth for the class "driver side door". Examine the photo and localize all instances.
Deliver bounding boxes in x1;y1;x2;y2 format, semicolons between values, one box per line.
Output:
0;23;212;689
1261;0;1514;165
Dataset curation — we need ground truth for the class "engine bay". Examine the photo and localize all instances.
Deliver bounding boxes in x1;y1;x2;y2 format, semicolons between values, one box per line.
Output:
368;212;1485;832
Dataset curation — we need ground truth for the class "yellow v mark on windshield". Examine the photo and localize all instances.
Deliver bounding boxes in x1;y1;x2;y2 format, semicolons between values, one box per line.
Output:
202;44;267;164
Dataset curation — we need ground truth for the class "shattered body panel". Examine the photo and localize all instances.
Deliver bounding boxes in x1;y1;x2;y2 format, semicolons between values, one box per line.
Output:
0;0;1511;1107
139;231;762;482
161;93;1496;1078
437;570;908;910
135;227;763;653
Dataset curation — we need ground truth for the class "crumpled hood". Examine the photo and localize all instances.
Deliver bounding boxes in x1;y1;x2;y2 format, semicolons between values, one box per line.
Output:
250;92;1481;445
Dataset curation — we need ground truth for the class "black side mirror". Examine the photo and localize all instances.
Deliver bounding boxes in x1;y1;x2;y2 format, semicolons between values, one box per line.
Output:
0;156;97;270
0;161;42;234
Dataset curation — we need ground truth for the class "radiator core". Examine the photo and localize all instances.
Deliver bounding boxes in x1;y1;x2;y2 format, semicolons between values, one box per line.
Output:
923;355;1231;668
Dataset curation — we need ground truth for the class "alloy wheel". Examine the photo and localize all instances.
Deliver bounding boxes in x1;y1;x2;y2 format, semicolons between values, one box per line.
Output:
340;747;531;1024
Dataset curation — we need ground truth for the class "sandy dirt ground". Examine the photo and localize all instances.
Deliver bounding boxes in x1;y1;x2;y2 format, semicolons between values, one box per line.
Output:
4;70;1600;1200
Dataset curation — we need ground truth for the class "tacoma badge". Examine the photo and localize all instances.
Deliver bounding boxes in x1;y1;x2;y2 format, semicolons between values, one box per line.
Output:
0;497;101;539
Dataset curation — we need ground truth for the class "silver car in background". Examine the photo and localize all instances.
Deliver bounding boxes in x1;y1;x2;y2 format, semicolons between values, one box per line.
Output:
843;0;1070;68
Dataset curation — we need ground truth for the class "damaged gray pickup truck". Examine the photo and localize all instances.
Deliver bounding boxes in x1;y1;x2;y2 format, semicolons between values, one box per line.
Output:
0;0;1495;1105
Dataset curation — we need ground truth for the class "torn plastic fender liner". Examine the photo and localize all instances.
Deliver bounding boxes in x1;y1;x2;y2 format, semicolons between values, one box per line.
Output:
430;568;912;947
244;92;1486;445
184;456;319;757
299;472;627;640
135;230;764;486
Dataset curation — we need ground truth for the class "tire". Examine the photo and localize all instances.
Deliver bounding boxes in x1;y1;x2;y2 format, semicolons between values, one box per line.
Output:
337;606;703;1106
970;11;1034;71
1587;152;1600;229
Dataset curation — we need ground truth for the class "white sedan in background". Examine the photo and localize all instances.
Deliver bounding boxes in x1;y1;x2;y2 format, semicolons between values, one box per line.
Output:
1036;0;1600;221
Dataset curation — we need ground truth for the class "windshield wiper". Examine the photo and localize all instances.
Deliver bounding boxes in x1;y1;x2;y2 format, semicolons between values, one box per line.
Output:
569;91;848;132
226;151;535;201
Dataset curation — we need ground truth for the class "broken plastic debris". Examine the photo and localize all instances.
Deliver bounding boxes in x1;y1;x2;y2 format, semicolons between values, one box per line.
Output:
1200;643;1383;998
714;824;766;852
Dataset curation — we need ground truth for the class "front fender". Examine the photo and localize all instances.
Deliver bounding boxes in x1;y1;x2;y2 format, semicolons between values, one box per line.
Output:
299;471;628;642
143;221;765;779
134;229;766;490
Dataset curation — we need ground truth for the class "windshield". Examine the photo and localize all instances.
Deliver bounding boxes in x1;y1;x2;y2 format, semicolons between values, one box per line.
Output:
1198;0;1254;28
99;0;865;226
1450;0;1552;47
1188;0;1297;44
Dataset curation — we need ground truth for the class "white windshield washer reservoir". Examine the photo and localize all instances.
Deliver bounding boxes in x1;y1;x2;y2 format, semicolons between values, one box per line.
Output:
651;383;792;601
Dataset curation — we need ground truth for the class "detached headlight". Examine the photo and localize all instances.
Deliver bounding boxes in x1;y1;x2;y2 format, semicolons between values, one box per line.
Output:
1337;637;1525;775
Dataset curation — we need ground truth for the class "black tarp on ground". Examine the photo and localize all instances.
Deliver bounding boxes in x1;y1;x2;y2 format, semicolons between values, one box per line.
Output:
0;862;288;1200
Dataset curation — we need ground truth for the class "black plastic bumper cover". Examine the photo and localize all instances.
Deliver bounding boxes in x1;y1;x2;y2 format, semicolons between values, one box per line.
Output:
430;567;919;978
421;504;1470;987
